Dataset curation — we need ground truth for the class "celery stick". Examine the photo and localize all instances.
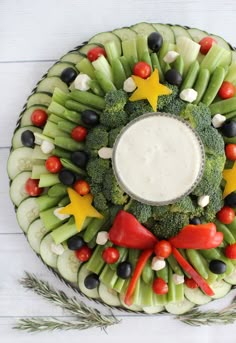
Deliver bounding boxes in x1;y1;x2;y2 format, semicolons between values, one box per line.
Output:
94;70;116;93
167;267;176;303
201;44;230;74
139;279;153;307
52;87;70;106
99;265;118;288
175;283;184;302
119;56;132;77
122;39;138;69
110;247;128;271
70;90;105;110
54;136;85;152
32;163;49;179
136;35;149;60
57;120;76;134
65;99;97;113
88;80;105;97
48;101;66;116
92;55;113;81
104;40;121;63
36;194;62;212
111;58;126;89
40;207;68;231
76;58;95;79
39;173;60;188
87;242;112;274
49;114;64;124
43;121;69;139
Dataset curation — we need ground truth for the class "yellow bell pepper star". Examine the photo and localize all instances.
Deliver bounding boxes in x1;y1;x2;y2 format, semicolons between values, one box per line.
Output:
59;188;103;232
223;162;236;198
129;68;172;111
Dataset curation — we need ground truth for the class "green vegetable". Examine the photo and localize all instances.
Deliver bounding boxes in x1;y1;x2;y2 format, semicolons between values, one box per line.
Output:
197;126;225;156
170;196;195;214
151;212;189;239
162;97;186;116
85;126;109;151
157;83;179;110
103;169;128;205
124;199;152;224
203;189;224;222
93;193;109;212
180;103;212;131
108;127;122;147
152;205;170;220
86;158;110;184
125;100;153;121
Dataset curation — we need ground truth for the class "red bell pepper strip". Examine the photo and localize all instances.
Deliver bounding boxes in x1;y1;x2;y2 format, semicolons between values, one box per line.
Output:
169;223;223;249
124;249;153;306
172;247;214;296
109;210;158;250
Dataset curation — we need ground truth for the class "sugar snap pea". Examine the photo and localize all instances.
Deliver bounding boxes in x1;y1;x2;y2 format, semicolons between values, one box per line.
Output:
202;67;225;106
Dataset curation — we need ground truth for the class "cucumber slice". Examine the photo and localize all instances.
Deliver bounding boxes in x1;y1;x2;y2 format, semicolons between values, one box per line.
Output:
60;52;83;64
36;77;69;94
119;294;142;312
79;43;102;56
224;268;236;285
20;106;47;127
10;171;31;206
142;305;164;314
26;93;52;109
47;63;76;77
152;23;175;43
12;126;42;149
40;233;58;268
211;34;231;52
16;197;40;232
176;37;200;75
7;147;33;179
78;263;100;299
131;22;155;36
210;280;231;299
113;28;137;41
184;285;211;305
165;298;195;315
57;249;81;283
187;28;207;43
89;32;121;57
98;283;121;306
27;218;49;253
171;25;191;41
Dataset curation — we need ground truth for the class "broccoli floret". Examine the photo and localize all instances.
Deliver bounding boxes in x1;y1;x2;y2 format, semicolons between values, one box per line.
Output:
93;193;109;212
88;180;102;195
125;100;153;121
152;205;171;220
85;126;108;151
104;90;128;113
197;126;225;156
124;199;152;223
170;196;195;214
204;188;224;222
180;103;212;131
86;158;110;184
108;127;122;147
193;154;225;197
100;110;128;129
163;97;186;116
103;169;128;205
157;84;179;110
150;212;189;239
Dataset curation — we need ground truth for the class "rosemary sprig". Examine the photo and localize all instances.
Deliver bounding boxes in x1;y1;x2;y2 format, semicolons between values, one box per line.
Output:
15;272;120;332
177;296;236;326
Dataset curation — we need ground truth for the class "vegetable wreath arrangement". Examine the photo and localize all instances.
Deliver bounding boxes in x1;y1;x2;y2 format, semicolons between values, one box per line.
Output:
8;22;236;331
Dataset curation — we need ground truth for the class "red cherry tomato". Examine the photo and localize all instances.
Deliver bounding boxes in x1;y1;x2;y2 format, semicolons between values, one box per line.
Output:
154;240;172;259
102;247;120;264
133;61;151;79
74;180;90;196
25;178;44;196
225;144;236;161
199;36;217;55
152;277;168;295
217;206;235;224
185;277;199;289
45;156;62;173
75;246;92;262
87;47;107;62
218;81;235;99
71;126;88;142
225;243;236;259
31;109;48;127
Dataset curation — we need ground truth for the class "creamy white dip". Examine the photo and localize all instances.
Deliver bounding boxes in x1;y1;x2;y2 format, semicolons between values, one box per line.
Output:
112;114;204;205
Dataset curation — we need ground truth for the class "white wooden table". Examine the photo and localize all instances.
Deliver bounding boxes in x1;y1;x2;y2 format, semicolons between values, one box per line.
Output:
1;0;236;341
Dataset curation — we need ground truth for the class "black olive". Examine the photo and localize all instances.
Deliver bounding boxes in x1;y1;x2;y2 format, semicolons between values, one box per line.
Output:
59;169;76;186
21;130;35;148
71;151;89;169
84;273;100;289
189;217;201;225
165;69;182;86
221;121;236;138
148;32;163;52
60;67;77;84
225;192;236;208
117;261;132;279
67;234;84;250
209;260;226;274
81;110;99;126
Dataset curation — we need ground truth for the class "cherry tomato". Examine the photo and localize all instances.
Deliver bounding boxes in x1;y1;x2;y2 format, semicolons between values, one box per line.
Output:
74;180;90;196
217;206;235;224
31;109;48;127
71;126;88;142
45;156;62;173
25;178;44;196
225;144;236;161
152;277;168;295
75;246;92;262
133;61;151;79
185;277;199;289
218;81;235;99
102;247;120;264
87;47;107;62
154;240;172;258
199;36;217;55
225;243;236;259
